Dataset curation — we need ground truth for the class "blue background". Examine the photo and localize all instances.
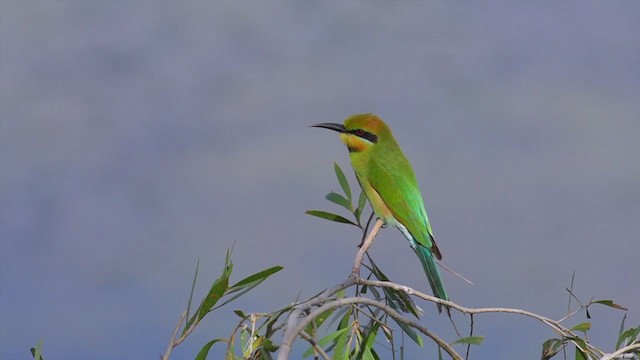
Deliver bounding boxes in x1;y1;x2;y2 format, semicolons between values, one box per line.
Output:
1;2;638;359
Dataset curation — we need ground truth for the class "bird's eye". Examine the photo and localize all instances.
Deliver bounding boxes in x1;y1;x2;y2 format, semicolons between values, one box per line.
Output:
354;129;365;137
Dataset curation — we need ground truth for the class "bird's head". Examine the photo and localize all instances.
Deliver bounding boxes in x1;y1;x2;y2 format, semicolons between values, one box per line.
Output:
312;113;391;153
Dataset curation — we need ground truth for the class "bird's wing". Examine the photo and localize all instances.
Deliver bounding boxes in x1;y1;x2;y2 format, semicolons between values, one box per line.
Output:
368;158;442;260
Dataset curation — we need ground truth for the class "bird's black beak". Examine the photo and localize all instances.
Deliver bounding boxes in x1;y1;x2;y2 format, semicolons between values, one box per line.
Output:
311;123;346;133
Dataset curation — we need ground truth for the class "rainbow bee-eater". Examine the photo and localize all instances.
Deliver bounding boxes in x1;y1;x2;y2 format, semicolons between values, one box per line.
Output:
313;113;449;313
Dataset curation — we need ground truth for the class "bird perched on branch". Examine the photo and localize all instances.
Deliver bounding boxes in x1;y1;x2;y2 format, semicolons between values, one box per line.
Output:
312;113;449;313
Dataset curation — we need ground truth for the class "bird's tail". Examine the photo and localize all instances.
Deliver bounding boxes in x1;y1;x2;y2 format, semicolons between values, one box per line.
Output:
414;245;449;314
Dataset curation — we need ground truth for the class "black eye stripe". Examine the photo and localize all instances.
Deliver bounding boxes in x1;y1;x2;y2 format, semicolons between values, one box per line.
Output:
349;129;378;143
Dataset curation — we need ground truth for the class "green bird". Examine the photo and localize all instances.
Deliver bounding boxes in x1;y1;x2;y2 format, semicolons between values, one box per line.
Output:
313;113;449;313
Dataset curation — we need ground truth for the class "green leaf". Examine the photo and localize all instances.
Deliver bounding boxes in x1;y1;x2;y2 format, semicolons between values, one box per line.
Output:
568;337;589;359
184;259;201;329
30;339;44;360
365;260;420;317
592;299;628;311
195;339;226;360
541;338;566;360
355;322;379;360
334;162;351;201
323;306;350;331
326;192;352;211
260;308;288;338
393;319;423;347
261;338;278;352
216;266;284;309
302;326;350;358
228;266;284;291
617;325;640;349
183;250;233;335
332;308;353;360
233;310;246;319
305;210;358;226
369;347;380;360
570;322;591;333
355;190;367;221
616;314;627;350
240;328;250;358
199;262;232;318
451;336;484;346
305;308;335;338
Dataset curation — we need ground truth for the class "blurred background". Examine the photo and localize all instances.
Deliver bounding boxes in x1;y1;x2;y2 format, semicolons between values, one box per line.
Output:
1;1;638;359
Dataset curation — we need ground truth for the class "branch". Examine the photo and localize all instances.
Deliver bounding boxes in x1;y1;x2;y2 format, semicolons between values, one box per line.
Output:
160;311;186;360
601;343;640;360
278;219;383;360
279;297;462;360
358;279;605;357
352;219;383;275
299;331;332;360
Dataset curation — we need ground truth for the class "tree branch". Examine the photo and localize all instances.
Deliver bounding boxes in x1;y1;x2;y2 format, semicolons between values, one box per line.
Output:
160;311;186;360
601;343;640;360
277;219;383;360
357;279;605;357
279;297;462;360
352;219;383;276
299;330;332;360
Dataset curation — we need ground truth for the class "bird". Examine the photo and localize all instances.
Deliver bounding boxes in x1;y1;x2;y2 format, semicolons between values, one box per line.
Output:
312;113;449;313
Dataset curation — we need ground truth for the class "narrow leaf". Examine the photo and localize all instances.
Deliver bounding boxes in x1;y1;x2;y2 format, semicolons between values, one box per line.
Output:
451;336;484;345
195;339;226;360
233;310;246;319
334;162;351;201
302;326;350;358
183;255;233;334
355;322;379;360
316;309;335;328
592;299;628;311
30;339;44;360
355;190;367;221
393;319;423;347
306;308;335;336
198;262;232;319
326;192;352;211
332;309;353;360
306;210;358;226
616;314;627;350
365;260;420;317
261;338;278;352
570;322;591;333
229;266;283;290
617;325;640;349
324;306;350;330
574;346;587;360
185;259;200;327
541;338;566;360
568;337;589;358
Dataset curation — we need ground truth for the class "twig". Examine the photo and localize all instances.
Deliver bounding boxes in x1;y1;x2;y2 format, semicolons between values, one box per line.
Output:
352;219;384;275
601;343;640;360
466;314;474;360
299;330;332;360
563;270;576;360
160;310;186;360
225;316;248;357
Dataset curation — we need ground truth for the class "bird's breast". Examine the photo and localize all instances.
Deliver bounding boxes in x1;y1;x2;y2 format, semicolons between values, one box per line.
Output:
360;180;395;222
